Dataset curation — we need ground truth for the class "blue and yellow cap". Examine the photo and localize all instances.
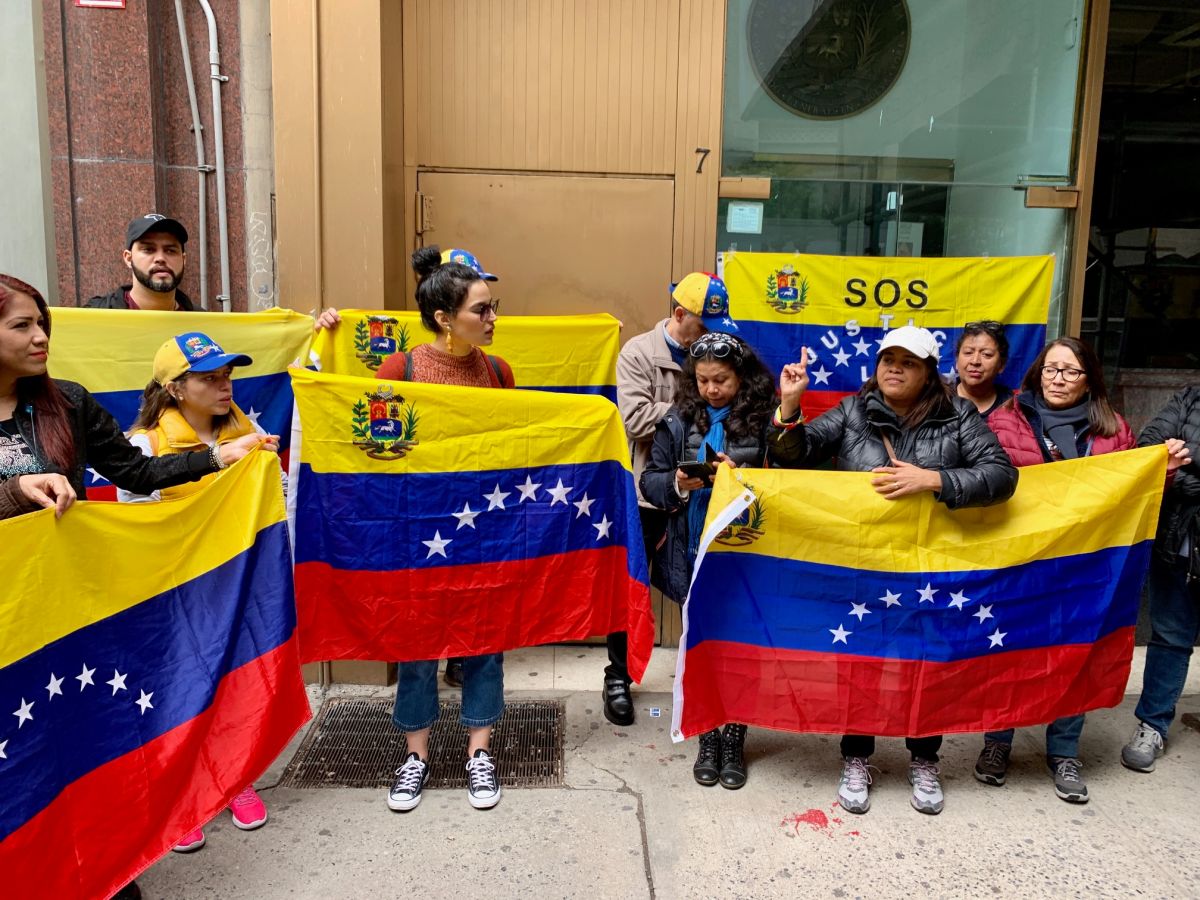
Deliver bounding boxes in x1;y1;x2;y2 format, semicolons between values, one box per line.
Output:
670;272;738;331
153;332;253;385
441;248;499;281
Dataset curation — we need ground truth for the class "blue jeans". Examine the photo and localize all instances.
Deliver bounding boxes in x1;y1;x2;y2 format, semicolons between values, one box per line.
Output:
1135;555;1200;737
392;653;505;731
986;714;1085;760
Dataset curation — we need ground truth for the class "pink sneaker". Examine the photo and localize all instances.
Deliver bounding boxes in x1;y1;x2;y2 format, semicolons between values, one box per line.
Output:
172;827;206;853
229;786;268;830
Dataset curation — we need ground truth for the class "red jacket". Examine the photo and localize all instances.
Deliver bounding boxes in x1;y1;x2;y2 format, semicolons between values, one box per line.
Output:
988;393;1135;466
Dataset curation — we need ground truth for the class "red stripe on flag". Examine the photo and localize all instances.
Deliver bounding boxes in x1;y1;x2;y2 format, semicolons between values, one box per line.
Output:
678;627;1134;739
296;547;655;681
0;638;310;900
801;390;853;421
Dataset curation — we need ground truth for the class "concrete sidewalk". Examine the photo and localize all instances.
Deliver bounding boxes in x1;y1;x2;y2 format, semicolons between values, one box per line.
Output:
138;647;1200;899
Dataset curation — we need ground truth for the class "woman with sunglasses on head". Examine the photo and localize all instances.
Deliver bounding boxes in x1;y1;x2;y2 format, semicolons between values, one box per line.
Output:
376;246;511;816
769;326;1018;817
640;332;776;790
974;336;1187;803
955;320;1012;418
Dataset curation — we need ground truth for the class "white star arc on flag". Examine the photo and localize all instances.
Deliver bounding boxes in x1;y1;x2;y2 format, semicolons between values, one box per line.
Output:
851;337;872;356
973;604;994;623
422;531;451;559
483;484;510;511
848;602;870;621
452;502;479;530
546;479;573;506
77;664;95;690
13;698;34;728
948;590;970;610
988;628;1007;648
880;589;902;607
107;670;128;695
832;348;851;367
0;739;7;760
811;365;832;386
917;583;938;603
830;624;852;644
46;673;64;700
136;690;155;715
593;515;612;540
573;494;595;518
515;476;541;502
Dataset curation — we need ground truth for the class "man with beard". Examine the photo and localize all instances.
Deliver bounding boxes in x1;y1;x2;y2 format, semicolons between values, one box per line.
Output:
86;214;195;311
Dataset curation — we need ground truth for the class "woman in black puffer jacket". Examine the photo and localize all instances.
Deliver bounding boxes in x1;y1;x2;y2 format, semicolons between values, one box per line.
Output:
769;325;1017;819
641;332;776;793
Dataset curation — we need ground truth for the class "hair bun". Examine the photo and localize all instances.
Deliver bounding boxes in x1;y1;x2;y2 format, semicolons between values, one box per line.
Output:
411;245;442;281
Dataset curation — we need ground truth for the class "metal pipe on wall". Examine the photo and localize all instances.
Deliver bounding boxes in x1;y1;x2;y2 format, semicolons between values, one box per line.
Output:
196;0;231;312
173;0;209;310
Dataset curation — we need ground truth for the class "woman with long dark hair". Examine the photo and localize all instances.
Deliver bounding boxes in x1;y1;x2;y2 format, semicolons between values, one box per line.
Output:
377;246;511;815
640;332;776;790
769;325;1018;816
0;275;269;520
974;336;1188;803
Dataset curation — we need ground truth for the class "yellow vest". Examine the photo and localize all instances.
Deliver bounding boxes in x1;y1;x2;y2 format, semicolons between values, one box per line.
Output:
130;403;257;500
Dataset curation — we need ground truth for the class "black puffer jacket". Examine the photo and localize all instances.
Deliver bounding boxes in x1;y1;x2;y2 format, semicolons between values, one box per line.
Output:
640;408;768;603
2;379;216;508
768;391;1018;510
1138;386;1200;574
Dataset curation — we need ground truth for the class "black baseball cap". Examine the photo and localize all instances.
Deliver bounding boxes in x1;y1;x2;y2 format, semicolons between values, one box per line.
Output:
126;214;188;250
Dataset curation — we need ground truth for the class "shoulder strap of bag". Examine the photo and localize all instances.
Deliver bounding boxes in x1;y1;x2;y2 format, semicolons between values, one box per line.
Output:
879;431;899;463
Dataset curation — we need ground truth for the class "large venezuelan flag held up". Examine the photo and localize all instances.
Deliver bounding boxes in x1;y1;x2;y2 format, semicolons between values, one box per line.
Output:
290;368;655;679
47;307;314;498
0;452;309;900
721;252;1053;419
310;310;620;401
673;447;1166;741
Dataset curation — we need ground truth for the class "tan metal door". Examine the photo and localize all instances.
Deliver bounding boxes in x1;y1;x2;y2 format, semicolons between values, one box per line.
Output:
416;171;675;342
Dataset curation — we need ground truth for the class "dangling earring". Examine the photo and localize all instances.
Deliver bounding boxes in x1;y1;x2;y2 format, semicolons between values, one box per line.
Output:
445;325;454;353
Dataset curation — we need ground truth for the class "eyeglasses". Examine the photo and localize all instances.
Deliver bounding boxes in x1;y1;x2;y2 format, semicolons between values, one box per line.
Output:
466;300;500;321
689;332;743;361
1041;365;1085;383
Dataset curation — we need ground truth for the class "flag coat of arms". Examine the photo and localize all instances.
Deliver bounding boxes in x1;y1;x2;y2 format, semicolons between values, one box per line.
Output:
310;310;620;401
0;452;310;899
673;447;1166;741
47;307;314;498
289;368;655;679
721;252;1053;419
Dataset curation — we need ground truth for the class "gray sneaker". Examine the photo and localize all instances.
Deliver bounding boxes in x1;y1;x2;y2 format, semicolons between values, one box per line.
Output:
1121;721;1165;773
974;740;1011;786
837;757;873;814
909;758;944;815
1050;756;1089;803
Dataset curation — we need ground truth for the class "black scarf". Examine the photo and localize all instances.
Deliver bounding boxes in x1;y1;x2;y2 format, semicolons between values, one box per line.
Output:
1033;395;1089;459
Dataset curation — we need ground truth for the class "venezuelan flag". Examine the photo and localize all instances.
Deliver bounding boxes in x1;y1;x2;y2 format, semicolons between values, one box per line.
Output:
0;452;310;899
672;447;1166;741
48;307;314;498
290;368;654;679
310;310;620;401
722;252;1053;418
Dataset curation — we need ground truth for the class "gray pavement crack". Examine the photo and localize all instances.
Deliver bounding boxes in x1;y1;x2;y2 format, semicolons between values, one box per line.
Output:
591;762;656;900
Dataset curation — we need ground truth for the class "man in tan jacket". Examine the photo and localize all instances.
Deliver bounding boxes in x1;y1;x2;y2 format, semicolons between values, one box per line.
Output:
603;272;737;725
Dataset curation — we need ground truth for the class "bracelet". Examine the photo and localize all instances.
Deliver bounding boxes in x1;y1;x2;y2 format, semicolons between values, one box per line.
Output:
209;443;227;471
772;405;804;429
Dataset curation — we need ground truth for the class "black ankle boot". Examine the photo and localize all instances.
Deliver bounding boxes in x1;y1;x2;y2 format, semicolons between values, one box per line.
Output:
602;675;634;726
693;729;722;786
719;723;748;789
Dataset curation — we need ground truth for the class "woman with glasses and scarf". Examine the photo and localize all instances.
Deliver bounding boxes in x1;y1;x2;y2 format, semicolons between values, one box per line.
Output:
640;332;776;791
975;336;1185;803
377;246;511;816
768;326;1018;817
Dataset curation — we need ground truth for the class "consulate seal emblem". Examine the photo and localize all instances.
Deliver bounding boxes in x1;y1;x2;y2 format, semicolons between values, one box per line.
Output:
351;385;419;460
354;315;410;371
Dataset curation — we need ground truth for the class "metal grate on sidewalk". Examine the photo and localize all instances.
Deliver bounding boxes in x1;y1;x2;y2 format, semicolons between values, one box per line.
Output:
280;697;564;789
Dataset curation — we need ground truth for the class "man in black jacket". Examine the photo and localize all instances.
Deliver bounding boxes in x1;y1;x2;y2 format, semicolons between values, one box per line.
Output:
86;214;196;312
1123;387;1200;773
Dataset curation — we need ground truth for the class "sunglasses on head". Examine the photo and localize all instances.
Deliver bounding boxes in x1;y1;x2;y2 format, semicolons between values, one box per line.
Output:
689;332;743;361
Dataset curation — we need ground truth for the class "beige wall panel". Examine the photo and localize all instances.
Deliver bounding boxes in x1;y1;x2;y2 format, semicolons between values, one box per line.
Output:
412;0;678;174
671;0;725;280
417;171;674;339
270;0;321;311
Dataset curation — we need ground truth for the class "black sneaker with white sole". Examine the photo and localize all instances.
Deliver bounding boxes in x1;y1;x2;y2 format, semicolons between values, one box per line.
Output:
465;748;501;809
974;739;1011;786
1050;756;1089;804
387;752;430;811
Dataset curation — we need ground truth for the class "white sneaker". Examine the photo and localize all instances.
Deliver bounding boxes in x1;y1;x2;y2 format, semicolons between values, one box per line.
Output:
837;757;873;814
909;758;944;815
387;753;430;811
1121;721;1165;773
465;749;501;809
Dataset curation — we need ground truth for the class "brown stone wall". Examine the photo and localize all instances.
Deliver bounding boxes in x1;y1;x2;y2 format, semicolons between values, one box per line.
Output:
43;0;250;311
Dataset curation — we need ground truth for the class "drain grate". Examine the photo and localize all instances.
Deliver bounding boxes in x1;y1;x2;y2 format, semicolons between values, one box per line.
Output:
280;698;564;789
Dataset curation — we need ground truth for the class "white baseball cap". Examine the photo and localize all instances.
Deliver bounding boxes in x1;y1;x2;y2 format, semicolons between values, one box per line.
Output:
877;325;940;362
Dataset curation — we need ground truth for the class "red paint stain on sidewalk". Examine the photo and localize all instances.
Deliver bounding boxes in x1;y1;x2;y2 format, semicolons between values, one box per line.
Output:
780;804;861;839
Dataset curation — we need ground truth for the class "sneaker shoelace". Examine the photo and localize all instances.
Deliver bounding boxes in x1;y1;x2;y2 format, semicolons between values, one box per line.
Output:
1131;723;1161;752
911;761;941;793
231;787;258;809
842;758;873;792
1055;758;1083;782
466;753;497;793
981;742;1008;768
392;758;426;795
